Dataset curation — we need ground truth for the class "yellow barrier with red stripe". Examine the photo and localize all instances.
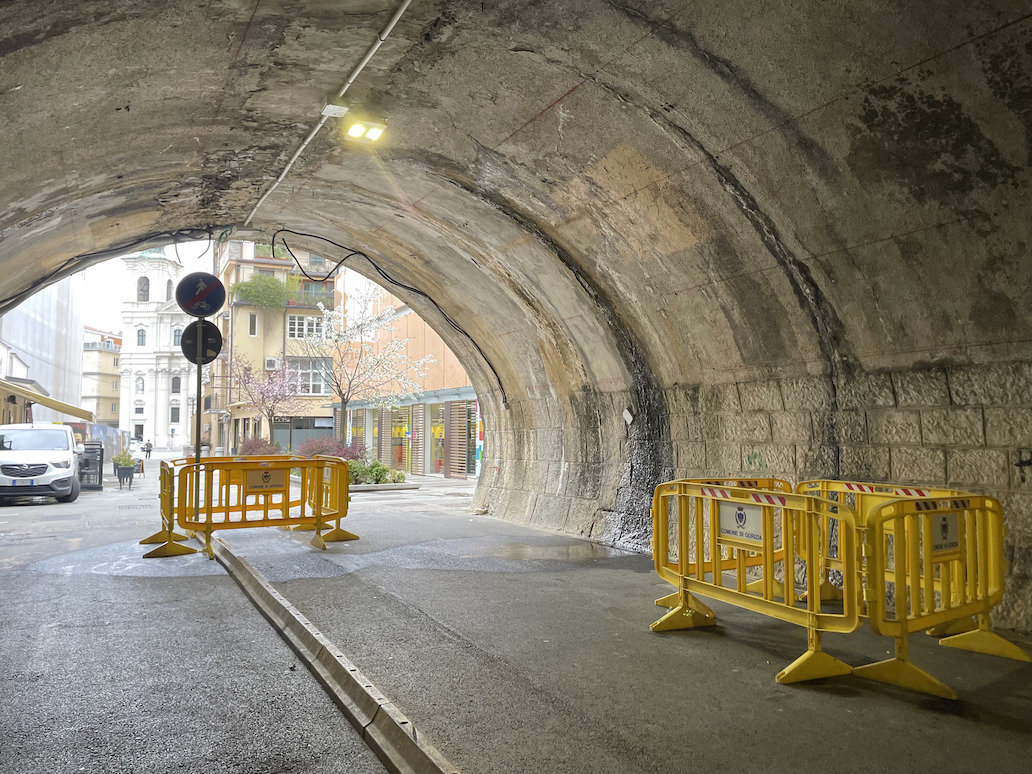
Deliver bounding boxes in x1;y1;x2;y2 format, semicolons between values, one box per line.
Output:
141;454;354;559
853;493;1028;698
651;481;862;684
652;477;1030;698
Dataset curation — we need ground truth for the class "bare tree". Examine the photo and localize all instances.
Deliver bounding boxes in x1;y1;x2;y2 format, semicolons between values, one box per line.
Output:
288;287;433;441
230;356;306;442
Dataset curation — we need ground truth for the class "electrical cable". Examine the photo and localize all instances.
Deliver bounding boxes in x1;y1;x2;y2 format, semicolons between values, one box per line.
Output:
0;227;220;313
270;228;508;406
242;0;412;226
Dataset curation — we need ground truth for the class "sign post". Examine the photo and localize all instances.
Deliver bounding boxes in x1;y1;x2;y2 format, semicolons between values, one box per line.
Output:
176;272;226;521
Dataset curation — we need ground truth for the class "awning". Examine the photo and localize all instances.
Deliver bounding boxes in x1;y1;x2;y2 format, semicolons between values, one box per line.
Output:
0;378;95;422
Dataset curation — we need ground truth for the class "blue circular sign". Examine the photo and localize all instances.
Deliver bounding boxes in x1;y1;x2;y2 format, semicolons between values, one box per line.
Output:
176;272;226;317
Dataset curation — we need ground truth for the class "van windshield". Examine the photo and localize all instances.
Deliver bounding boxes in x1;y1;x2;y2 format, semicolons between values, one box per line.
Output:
0;429;70;451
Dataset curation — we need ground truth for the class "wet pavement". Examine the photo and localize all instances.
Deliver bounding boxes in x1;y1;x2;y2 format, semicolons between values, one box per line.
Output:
219;475;1032;774
3;456;1032;773
0;451;387;774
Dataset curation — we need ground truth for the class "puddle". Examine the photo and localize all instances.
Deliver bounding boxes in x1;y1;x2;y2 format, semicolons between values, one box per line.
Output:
492;541;624;562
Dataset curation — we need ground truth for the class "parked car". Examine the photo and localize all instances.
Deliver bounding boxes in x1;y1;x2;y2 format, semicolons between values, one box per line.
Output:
0;423;83;503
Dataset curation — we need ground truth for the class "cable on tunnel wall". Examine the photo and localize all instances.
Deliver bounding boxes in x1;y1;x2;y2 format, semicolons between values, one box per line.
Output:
271;228;508;407
0;227;227;315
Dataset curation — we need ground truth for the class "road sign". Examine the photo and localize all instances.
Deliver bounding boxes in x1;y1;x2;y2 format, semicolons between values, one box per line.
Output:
176;272;226;317
181;319;223;364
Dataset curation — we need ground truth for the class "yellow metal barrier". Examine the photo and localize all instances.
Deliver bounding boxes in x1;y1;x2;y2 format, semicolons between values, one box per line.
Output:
651;481;861;685
855;494;1030;698
653;478;1031;698
141;455;355;559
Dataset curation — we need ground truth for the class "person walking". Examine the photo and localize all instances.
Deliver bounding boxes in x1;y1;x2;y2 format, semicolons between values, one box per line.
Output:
144;440;153;459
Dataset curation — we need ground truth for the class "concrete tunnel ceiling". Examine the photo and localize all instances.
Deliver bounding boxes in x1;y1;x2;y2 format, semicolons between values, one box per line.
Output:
3;3;1032;626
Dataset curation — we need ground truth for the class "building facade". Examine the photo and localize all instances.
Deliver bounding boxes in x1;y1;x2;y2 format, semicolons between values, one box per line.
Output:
81;327;122;427
0;274;85;422
344;280;483;479
203;240;339;453
118;248;197;447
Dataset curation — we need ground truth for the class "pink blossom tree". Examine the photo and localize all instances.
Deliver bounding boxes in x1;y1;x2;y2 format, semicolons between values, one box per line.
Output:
231;356;305;443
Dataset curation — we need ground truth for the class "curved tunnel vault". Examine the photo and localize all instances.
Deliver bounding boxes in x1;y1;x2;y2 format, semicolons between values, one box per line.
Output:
2;1;1032;629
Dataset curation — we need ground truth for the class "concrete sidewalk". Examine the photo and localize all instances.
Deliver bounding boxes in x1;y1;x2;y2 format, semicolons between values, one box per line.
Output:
213;479;1032;774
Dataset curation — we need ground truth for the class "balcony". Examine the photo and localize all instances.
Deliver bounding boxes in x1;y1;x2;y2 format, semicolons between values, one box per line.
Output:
287;290;336;309
84;341;121;351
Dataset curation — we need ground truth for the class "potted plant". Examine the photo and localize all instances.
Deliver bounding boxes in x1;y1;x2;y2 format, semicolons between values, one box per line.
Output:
112;451;136;489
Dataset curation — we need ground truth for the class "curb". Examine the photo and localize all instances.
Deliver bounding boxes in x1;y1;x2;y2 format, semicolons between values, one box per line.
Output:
350;483;421;492
210;537;459;774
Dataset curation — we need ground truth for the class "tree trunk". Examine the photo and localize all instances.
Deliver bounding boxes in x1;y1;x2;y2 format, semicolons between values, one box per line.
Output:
337;398;348;442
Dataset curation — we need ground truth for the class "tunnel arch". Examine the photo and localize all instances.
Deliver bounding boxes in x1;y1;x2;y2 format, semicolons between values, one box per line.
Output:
2;1;1031;628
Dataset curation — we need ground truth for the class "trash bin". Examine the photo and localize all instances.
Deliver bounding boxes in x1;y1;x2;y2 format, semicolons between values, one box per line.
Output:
79;442;104;491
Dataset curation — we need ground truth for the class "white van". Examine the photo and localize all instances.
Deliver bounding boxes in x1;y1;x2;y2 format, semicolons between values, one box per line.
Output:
0;423;83;503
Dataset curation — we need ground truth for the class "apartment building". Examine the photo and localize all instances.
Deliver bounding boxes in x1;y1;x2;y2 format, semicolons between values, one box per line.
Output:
81;327;122;427
203;241;339;452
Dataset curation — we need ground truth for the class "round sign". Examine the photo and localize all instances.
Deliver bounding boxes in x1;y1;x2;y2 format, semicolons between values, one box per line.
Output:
176;272;226;317
181;319;223;364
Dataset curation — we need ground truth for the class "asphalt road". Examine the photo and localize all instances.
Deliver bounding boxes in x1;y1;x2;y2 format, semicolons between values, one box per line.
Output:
0;452;387;774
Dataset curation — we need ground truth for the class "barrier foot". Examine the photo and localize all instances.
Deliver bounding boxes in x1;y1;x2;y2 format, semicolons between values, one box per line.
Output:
777;649;852;685
650;594;716;632
310;532;327;551
926;616;977;637
852;659;958;699
323;526;359;542
939;629;1031;662
655;591;679;608
799;581;843;603
746;578;787;599
139;528;191;545
143;540;199;558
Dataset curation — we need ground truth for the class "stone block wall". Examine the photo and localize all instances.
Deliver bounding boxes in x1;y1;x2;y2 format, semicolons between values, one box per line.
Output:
666;363;1032;633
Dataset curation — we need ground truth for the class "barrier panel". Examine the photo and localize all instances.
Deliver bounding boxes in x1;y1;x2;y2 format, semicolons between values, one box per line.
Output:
651;481;861;684
653;477;1030;698
141;455;354;559
855;494;1029;698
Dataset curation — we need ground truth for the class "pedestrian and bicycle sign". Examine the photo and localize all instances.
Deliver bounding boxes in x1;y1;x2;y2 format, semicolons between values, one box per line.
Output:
176;272;226;317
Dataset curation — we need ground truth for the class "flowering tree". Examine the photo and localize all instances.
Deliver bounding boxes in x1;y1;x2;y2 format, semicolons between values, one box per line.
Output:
231;356;306;443
289;287;433;441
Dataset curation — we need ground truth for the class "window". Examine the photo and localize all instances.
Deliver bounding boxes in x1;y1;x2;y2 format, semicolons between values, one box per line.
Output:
173;329;182;346
248;313;257;337
137;329;146;346
113;357;118;366
170;407;180;423
171;377;181;394
135;377;144;394
166;279;173;301
135;406;144;415
287;314;322;339
258;269;274;277
134;424;143;439
286;357;330;395
310;254;325;267
112;379;118;390
111;403;117;413
137;276;149;302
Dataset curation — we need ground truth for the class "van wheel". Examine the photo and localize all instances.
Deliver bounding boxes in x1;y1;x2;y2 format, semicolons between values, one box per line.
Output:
57;477;80;503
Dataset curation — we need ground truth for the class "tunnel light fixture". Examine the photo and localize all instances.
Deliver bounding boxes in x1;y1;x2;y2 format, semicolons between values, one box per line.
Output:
343;116;387;143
